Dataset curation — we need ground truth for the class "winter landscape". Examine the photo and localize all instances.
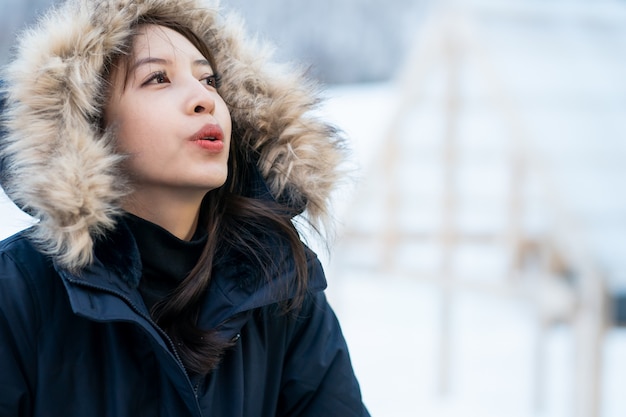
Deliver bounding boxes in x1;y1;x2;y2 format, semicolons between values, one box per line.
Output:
2;1;626;416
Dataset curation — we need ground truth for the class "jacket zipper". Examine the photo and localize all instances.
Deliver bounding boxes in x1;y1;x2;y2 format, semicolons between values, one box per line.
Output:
64;277;203;414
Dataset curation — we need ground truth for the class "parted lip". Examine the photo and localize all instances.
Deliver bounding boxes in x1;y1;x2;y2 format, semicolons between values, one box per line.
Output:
190;123;224;142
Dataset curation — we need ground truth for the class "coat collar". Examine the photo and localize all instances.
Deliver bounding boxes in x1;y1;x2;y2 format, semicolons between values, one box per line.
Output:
55;168;327;336
57;230;326;339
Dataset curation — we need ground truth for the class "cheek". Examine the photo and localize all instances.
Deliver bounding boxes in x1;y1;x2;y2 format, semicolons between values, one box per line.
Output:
217;100;233;141
113;119;139;154
112;106;156;154
224;115;233;144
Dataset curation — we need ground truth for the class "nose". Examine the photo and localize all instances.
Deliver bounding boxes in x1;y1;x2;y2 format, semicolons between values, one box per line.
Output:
187;80;216;115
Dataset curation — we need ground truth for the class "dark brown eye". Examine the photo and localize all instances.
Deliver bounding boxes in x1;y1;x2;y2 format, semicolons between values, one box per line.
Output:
142;71;170;86
203;73;222;89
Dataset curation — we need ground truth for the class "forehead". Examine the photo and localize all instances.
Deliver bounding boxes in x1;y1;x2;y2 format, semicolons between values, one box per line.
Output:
131;24;205;61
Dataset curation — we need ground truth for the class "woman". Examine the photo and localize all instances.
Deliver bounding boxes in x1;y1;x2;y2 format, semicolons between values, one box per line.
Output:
0;0;369;416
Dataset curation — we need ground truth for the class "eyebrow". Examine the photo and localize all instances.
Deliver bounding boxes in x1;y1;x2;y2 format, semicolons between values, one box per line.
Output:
130;57;213;73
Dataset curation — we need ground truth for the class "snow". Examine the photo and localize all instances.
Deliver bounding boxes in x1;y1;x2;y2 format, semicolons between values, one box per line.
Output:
317;79;626;416
313;2;626;414
0;189;35;240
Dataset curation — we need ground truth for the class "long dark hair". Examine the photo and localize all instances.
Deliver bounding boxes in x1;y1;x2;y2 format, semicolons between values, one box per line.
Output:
106;17;309;375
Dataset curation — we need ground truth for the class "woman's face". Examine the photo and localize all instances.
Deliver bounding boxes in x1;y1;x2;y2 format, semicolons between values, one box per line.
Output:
105;24;232;207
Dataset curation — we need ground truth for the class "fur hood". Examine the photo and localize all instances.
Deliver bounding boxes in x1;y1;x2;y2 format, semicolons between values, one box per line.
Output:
0;0;345;270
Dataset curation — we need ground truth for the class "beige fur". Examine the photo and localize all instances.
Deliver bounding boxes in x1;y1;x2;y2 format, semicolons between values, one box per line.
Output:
0;0;345;271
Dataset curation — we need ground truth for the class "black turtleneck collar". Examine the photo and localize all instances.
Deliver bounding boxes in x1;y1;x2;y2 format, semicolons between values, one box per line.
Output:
123;213;208;313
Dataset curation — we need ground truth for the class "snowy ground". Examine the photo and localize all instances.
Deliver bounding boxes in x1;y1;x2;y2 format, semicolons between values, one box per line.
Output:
2;2;626;416
319;81;626;417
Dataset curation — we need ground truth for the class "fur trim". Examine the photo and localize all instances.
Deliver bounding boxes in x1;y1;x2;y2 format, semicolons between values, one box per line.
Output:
0;0;345;271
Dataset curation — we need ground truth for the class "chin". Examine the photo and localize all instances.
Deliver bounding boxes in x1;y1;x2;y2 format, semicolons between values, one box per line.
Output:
203;174;228;191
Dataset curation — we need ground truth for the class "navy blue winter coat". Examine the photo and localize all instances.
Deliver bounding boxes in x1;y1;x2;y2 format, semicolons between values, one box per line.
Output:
0;222;369;416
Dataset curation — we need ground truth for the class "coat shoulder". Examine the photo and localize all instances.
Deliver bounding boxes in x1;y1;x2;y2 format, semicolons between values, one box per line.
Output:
0;230;60;321
0;230;55;280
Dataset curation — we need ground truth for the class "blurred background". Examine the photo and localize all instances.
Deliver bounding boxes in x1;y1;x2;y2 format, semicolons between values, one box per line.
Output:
1;0;625;416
